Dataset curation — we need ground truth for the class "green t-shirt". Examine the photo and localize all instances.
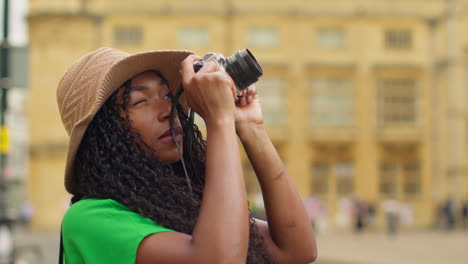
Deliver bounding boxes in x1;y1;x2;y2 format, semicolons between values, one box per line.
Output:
62;198;174;264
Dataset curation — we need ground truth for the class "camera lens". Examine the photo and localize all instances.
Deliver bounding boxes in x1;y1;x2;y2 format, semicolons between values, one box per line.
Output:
225;49;263;91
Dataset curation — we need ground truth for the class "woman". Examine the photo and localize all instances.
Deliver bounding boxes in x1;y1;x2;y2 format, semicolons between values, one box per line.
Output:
57;47;317;263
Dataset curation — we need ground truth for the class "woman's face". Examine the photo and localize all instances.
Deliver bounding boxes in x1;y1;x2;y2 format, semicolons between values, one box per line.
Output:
116;71;183;163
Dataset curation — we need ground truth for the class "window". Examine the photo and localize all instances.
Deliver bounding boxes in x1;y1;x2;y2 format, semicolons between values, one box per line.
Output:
380;144;420;198
177;27;210;48
380;163;397;196
247;27;279;48
335;162;354;195
403;163;421;195
385;29;412;49
316;28;345;49
309;77;354;127
312;163;329;195
378;79;417;126
256;77;287;126
114;26;143;45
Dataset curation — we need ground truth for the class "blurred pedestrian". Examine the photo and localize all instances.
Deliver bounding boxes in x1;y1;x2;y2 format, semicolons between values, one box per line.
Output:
442;198;456;230
462;200;468;229
305;196;328;233
400;202;413;228
383;198;400;235
56;48;317;263
18;200;34;230
336;198;352;230
353;198;367;233
366;203;376;229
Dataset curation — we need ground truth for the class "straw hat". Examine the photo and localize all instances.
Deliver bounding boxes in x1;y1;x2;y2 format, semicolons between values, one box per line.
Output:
57;47;193;194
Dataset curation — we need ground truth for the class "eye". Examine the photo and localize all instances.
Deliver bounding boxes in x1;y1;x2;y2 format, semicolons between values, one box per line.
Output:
132;99;147;106
162;92;173;101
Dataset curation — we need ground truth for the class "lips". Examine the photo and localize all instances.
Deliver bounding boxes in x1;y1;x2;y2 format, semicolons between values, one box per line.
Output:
158;126;183;143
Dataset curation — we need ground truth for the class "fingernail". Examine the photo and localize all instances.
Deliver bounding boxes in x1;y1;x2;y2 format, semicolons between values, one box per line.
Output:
248;95;252;102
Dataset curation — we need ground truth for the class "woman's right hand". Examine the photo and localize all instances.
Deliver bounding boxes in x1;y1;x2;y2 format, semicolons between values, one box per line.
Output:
180;55;237;124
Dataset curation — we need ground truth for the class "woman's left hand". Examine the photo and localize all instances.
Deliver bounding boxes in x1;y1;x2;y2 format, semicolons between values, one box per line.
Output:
234;85;265;134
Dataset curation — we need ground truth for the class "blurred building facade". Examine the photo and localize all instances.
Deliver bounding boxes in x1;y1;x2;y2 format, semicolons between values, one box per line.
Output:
3;46;30;219
27;0;468;230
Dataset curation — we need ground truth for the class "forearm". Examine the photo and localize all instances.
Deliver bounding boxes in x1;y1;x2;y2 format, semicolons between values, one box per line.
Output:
239;124;316;259
191;118;249;261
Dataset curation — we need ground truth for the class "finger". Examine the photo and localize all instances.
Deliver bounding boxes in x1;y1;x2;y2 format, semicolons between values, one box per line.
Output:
198;61;219;73
231;84;237;101
239;91;247;106
180;54;202;86
247;85;257;103
238;90;246;100
248;85;257;96
235;90;243;106
247;95;252;104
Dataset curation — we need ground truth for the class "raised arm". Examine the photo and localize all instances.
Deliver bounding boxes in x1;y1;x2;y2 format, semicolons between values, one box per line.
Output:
137;56;249;264
235;86;317;264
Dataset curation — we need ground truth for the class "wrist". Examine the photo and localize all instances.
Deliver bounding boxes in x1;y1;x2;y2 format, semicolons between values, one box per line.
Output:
236;121;267;140
205;115;236;130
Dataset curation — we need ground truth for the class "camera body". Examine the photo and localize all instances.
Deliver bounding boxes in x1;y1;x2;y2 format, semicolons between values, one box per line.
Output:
193;52;225;73
193;49;263;92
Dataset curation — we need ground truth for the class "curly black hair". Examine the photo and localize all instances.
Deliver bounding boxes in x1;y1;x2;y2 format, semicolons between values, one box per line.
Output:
73;73;273;263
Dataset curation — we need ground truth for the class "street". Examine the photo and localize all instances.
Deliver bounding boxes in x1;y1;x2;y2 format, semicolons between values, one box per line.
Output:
316;229;468;264
13;226;468;264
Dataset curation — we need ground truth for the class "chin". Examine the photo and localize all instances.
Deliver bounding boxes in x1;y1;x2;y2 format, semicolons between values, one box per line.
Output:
159;152;183;164
168;157;182;164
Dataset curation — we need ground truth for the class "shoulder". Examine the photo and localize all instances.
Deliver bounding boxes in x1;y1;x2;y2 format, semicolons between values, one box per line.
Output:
63;198;172;237
63;198;124;228
64;198;127;218
62;199;173;263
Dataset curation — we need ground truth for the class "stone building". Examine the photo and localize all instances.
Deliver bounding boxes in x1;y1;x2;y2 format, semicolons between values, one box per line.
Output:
27;0;468;230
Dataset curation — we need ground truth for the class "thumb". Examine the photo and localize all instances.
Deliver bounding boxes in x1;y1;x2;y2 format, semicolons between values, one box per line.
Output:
230;83;238;101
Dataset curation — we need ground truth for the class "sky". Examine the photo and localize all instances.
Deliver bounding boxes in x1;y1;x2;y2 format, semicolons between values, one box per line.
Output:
0;0;28;46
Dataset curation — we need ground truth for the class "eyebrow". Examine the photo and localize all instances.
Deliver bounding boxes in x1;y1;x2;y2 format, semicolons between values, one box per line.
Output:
127;78;169;95
128;85;149;95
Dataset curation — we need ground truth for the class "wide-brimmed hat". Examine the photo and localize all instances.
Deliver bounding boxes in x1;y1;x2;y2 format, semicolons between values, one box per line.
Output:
57;47;193;194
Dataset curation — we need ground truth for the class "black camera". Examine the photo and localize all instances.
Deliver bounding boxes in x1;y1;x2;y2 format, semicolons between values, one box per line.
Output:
193;49;263;92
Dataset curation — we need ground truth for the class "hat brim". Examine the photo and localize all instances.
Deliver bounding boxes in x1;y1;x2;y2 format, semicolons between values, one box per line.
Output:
64;49;193;194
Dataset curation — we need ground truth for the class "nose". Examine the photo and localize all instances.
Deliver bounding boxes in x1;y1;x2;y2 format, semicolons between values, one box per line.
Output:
157;99;173;122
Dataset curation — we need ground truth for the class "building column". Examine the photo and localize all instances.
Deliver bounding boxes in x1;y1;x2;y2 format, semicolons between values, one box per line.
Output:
286;61;310;197
356;63;379;203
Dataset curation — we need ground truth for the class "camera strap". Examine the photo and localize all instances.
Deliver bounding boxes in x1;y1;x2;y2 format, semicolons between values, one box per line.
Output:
170;84;195;195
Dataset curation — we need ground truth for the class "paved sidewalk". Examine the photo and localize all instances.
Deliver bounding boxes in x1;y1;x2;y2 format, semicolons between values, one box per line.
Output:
315;230;468;264
13;226;58;264
12;225;468;264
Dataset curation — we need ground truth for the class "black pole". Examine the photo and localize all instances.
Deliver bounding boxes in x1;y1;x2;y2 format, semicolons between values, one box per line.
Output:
0;0;12;263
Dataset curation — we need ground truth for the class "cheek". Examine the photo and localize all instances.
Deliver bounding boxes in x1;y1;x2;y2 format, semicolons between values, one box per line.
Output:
129;114;159;146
